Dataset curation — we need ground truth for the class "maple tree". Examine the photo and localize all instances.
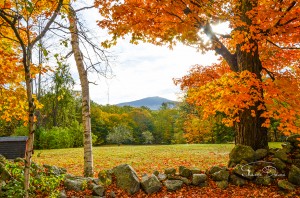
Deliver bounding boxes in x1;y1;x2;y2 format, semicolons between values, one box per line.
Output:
96;0;300;150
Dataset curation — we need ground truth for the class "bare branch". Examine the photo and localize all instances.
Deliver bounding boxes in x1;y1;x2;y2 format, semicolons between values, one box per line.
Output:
30;0;64;48
262;67;275;81
75;6;95;12
267;39;300;50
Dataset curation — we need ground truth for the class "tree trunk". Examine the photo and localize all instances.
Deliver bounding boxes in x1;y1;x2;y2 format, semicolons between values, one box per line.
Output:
233;0;268;150
68;5;94;177
24;49;35;198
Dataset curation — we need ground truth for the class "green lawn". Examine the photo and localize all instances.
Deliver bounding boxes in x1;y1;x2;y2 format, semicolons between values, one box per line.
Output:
32;142;282;177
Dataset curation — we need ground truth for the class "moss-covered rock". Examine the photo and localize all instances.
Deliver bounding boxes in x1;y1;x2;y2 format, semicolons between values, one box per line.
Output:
288;165;300;185
112;164;140;195
229;145;255;164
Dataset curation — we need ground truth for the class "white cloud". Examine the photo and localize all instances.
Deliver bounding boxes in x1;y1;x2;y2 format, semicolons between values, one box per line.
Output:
70;4;221;105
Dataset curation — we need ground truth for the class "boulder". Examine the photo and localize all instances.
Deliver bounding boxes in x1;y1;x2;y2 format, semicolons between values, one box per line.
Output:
91;184;105;196
255;149;268;160
229;174;247;186
59;190;67;198
281;142;294;153
164;168;176;175
229;145;255;164
157;173;167;181
207;166;226;175
180;177;191;185
216;180;228;189
64;178;88;191
294;159;300;168
141;174;162;194
112;164;140;195
163;180;183;191
179;166;192;178
43;164;67;175
98;169;112;186
233;164;255;180
288;165;300;185
271;158;286;171
211;170;229;181
255;176;272;186
278;180;296;191
153;170;159;176
190;168;201;174
286;134;300;144
192;174;207;186
274;149;288;162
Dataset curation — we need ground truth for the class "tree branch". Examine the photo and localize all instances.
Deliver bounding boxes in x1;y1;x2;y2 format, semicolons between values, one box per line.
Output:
267;39;300;50
30;0;64;48
262;67;275;81
202;23;238;71
75;6;95;12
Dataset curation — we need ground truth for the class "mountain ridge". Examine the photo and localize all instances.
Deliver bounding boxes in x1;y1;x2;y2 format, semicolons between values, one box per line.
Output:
116;96;177;110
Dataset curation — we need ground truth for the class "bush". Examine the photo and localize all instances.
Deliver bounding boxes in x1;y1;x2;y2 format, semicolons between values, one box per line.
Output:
107;124;133;145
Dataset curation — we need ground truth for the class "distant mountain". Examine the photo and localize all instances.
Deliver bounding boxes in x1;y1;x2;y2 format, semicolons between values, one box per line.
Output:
116;96;177;110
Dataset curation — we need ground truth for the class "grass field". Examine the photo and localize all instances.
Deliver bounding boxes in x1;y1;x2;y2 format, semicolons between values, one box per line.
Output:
32;142;282;177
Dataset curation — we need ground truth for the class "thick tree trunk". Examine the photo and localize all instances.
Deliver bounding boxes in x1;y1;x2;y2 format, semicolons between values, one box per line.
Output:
68;5;94;177
233;0;268;150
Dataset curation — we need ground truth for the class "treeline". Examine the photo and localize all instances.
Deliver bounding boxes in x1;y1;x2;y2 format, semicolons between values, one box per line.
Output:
0;62;282;149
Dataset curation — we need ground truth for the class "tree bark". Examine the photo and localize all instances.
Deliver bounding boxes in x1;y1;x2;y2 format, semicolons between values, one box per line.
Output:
68;5;94;177
233;0;268;150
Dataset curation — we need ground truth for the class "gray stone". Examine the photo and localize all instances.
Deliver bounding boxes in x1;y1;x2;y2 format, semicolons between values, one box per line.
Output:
192;174;207;185
164;168;176;175
179;167;192;178
286;134;300;143
180;177;191;185
288;165;300;185
64;178;87;191
255;176;272;186
59;190;67;198
0;168;11;181
233;164;255;180
229;174;247;186
153;170;159;176
112;164;140;195
92;185;105;196
278;180;296;191
190;168;201;174
98;169;112;186
229;145;255;164
216;180;228;189
212;170;229;181
157;173;167;181
294;159;300;168
141;174;162;194
268;148;279;155
43;164;66;175
281;142;294;153
207;166;226;175
271;158;286;171
110;191;116;198
255;149;268;160
274;149;288;162
163;180;183;191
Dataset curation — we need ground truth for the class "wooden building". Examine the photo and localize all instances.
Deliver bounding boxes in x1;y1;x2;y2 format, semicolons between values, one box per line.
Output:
0;136;28;159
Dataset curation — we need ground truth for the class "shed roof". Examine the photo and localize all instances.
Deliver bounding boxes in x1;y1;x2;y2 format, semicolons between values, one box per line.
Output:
0;136;28;142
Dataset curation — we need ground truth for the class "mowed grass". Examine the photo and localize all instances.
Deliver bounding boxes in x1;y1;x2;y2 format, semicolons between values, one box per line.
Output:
32;142;282;177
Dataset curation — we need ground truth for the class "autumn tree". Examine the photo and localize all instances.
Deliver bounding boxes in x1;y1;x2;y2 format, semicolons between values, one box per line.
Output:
96;0;300;150
0;0;63;196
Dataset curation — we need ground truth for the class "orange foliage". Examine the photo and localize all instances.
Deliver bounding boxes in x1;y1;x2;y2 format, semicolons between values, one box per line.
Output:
96;0;300;137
